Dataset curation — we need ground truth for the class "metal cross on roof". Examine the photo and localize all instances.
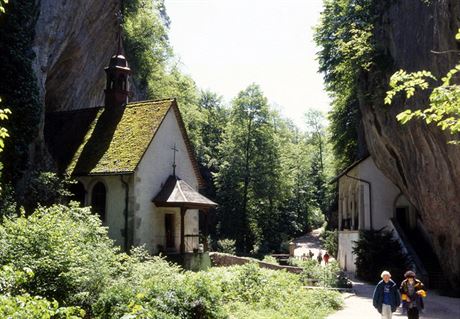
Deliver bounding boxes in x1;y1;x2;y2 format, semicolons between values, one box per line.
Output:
115;10;124;55
171;143;178;176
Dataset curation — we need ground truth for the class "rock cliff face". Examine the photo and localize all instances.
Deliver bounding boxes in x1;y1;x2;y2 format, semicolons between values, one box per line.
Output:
360;0;460;290
33;0;118;113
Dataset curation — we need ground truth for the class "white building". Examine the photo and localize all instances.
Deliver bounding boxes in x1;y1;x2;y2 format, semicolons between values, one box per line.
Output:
45;45;216;255
333;156;419;272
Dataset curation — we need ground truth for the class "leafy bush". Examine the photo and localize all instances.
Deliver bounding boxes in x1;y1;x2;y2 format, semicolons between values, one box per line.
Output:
217;238;236;255
0;203;342;318
25;171;76;211
320;230;338;258
0;204;124;313
308;207;326;229
289;259;350;288
261;255;278;265
353;229;411;284
94;255;227;319
206;263;343;318
0;265;84;318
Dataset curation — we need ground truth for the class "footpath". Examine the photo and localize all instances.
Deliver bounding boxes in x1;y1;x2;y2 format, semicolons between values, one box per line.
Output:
327;275;460;319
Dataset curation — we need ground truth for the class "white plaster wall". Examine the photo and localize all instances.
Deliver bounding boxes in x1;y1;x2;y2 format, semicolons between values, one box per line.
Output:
340;157;401;231
77;175;133;249
357;158;401;229
338;231;360;273
337;157;402;273
133;107;200;253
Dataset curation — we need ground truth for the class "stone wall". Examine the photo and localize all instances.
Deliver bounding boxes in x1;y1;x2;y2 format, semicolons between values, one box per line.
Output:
209;252;303;274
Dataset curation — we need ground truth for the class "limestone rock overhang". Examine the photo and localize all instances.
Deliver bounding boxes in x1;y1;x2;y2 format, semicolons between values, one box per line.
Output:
153;175;217;210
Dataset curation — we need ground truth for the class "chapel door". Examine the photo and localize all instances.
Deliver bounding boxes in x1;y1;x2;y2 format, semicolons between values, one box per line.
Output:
165;214;175;249
396;207;409;232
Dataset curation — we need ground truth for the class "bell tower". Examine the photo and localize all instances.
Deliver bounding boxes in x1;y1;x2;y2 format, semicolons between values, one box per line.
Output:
104;11;131;108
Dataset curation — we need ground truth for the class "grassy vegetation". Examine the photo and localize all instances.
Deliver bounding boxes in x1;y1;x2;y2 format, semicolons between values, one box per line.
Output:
207;264;343;319
0;204;343;318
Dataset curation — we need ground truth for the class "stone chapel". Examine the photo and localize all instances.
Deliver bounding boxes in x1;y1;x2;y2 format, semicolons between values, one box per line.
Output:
44;39;216;256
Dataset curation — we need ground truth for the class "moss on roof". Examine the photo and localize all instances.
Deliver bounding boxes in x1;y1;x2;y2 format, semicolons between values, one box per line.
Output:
67;99;174;175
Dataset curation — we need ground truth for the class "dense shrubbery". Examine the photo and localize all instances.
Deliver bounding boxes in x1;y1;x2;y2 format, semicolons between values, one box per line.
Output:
0;265;84;318
216;238;236;255
289;259;351;288
261;255;278;265
353;229;411;285
94;250;226;319
0;204;342;318
0;204;124;313
320;230;338;258
206;263;342;319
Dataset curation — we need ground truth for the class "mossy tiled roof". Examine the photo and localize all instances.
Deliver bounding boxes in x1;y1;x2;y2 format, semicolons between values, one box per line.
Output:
67;99;174;175
45;98;205;186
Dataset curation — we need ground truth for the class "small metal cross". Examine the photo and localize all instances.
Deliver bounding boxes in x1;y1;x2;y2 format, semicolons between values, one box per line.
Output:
115;10;124;54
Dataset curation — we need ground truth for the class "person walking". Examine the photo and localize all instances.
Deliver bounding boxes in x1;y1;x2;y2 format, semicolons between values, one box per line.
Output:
317;251;323;264
372;270;401;319
323;251;330;265
400;270;426;319
308;249;314;260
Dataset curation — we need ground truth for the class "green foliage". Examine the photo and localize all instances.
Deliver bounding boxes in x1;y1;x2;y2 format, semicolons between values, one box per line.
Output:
196;90;228;170
304;110;331;214
0;204;124;313
94;255;227;319
214;84;292;253
123;0;173;97
289;259;348;288
0;183;16;219
0;202;342;318
0;0;7;13
385;31;460;142
315;0;387;169
353;229;411;284
327;91;361;168
0;265;85;318
0;294;84;319
122;0;205;151
25;171;75;211
217;238;237;255
211;86;336;253
206;263;342;318
320;230;338;258
0;98;11;154
0;0;42;184
261;255;278;265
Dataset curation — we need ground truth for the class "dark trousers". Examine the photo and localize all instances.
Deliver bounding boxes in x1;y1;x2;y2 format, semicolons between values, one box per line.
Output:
407;308;419;319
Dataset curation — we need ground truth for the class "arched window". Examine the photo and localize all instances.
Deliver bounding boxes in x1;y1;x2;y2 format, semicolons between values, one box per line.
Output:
69;181;86;206
91;182;107;222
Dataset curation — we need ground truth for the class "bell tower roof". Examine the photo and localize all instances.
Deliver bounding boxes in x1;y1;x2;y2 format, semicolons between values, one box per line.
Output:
104;10;131;108
106;54;130;71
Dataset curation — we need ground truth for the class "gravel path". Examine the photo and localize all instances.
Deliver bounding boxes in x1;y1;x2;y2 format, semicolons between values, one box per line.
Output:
327;275;460;319
293;229;330;264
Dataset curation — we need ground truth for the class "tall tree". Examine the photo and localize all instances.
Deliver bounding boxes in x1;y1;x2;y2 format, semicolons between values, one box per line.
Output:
215;84;283;253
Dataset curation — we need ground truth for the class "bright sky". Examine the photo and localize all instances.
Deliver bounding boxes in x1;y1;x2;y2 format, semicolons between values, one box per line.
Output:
165;0;331;130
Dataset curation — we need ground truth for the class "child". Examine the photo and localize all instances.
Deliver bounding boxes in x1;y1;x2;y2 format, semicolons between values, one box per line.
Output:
400;270;426;319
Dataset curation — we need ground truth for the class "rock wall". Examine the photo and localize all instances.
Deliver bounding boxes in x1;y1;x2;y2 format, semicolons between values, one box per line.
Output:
360;0;460;291
30;0;142;173
32;0;118;113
